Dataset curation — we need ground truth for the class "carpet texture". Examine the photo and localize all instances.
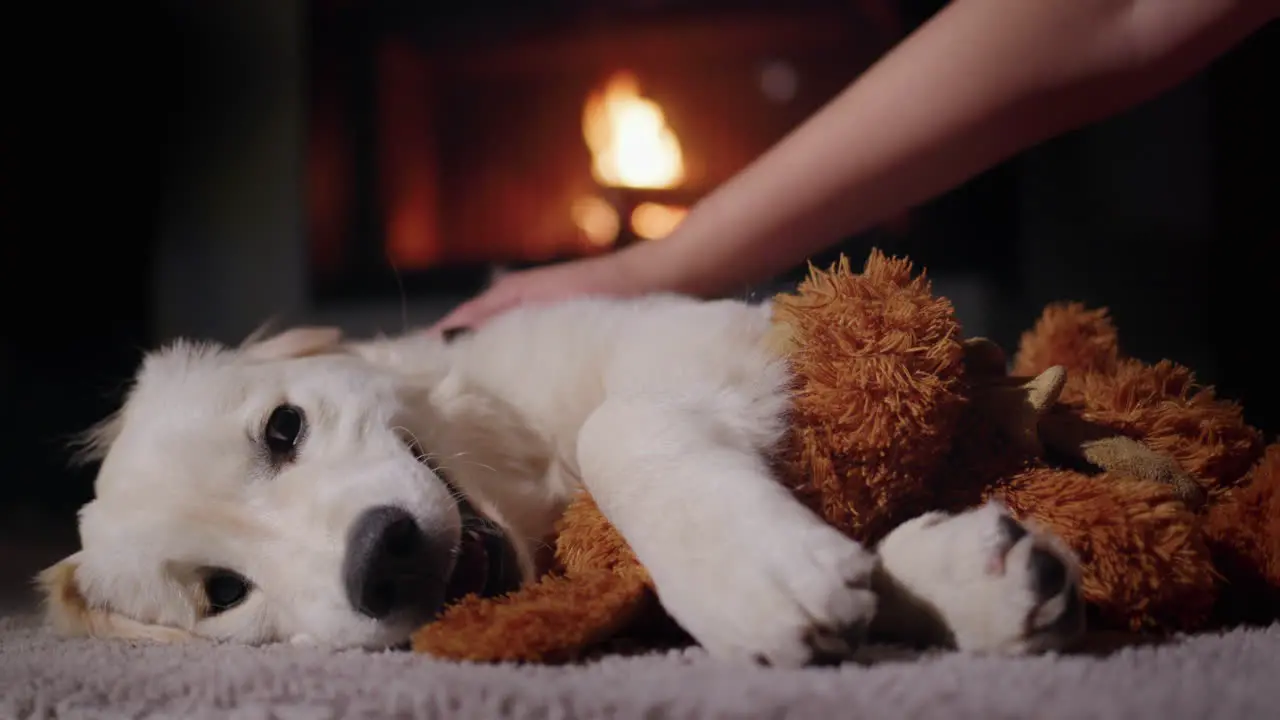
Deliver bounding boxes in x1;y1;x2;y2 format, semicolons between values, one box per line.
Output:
2;614;1278;720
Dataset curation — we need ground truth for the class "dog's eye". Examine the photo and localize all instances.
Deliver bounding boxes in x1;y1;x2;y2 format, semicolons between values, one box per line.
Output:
264;404;305;460
204;570;250;615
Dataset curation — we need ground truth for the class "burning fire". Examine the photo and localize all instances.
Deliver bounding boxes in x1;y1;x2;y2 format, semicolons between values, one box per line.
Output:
582;71;685;190
576;71;690;246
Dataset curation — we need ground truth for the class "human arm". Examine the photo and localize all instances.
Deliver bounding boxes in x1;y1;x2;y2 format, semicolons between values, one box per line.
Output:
617;0;1278;298
430;0;1277;331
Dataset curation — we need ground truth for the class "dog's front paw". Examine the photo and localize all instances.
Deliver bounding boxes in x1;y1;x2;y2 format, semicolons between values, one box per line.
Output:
647;499;878;667
875;501;1084;655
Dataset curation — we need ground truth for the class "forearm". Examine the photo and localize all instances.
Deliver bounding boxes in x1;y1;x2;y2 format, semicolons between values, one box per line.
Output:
618;0;1277;298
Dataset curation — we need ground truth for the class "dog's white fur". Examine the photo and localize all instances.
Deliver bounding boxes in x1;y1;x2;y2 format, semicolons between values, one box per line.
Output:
38;295;1083;664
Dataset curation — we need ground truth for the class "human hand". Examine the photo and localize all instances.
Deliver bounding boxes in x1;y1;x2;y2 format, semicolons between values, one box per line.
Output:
427;254;646;335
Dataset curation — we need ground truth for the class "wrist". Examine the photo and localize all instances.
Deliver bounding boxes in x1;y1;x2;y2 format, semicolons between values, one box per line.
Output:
608;240;681;297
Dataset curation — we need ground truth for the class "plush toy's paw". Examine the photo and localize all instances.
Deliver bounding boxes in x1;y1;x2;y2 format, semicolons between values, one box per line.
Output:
875;501;1084;655
649;499;878;668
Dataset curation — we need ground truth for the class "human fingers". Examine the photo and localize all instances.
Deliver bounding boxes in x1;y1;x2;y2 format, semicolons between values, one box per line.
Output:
426;294;504;335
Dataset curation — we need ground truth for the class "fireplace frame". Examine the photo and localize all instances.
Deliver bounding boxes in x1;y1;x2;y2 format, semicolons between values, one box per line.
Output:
305;1;896;303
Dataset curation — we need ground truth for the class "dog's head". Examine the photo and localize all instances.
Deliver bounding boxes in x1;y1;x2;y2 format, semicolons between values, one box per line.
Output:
38;327;518;649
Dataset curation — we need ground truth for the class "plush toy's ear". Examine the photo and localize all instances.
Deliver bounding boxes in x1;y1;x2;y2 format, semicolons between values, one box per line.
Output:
241;326;344;361
35;555;191;643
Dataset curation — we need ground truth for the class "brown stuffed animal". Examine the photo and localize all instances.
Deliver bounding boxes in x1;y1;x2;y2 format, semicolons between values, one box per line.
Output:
412;251;1280;662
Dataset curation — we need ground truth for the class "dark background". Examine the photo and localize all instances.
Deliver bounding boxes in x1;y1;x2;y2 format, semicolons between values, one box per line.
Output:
1;1;1275;604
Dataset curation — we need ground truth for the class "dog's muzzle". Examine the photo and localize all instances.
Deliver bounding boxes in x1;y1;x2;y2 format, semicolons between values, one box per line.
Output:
342;506;447;620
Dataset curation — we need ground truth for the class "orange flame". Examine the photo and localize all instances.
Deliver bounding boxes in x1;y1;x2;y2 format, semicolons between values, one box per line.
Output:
582;72;685;190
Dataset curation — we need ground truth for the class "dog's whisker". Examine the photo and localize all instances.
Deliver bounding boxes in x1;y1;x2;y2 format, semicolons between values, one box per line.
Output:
446;459;499;475
433;450;500;474
381;244;410;335
391;426;429;455
437;484;470;506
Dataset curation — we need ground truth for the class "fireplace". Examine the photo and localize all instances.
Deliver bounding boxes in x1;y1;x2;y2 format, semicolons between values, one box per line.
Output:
306;0;903;300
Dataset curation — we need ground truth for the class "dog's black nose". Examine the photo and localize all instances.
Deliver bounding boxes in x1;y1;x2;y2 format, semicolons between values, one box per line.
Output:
998;514;1029;545
343;506;437;619
1029;546;1068;599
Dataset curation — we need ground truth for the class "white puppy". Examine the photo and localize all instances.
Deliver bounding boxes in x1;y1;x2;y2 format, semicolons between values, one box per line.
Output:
38;295;1083;665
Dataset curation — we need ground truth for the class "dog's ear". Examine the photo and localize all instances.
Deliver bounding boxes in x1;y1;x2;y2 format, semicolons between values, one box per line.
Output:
241;326;344;361
68;410;125;467
35;555;191;643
